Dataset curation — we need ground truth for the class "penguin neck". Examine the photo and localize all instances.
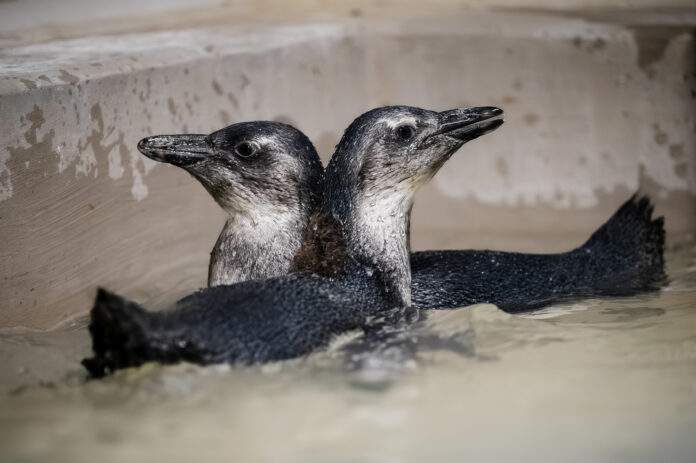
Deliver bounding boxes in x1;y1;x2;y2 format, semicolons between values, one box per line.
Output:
340;188;414;306
299;179;415;307
208;205;308;286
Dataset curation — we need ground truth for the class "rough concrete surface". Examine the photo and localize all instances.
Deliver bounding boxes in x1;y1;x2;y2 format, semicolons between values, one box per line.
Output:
0;2;695;328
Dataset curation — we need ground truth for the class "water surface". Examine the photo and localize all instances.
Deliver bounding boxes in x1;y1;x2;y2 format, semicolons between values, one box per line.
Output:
1;246;695;462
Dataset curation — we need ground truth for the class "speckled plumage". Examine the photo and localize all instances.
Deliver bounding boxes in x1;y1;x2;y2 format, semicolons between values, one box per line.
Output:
140;115;666;315
83;270;394;373
137;122;323;286
83;106;667;377
83;105;503;377
411;195;665;312
166;123;665;311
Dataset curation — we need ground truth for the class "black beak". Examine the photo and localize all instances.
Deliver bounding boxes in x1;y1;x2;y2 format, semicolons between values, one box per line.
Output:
137;134;211;167
432;106;504;142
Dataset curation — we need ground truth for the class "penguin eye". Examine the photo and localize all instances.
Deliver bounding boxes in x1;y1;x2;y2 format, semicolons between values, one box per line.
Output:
235;141;257;158
395;124;416;141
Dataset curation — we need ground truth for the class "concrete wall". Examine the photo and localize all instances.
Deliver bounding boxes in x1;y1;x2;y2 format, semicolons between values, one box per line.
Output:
1;3;694;329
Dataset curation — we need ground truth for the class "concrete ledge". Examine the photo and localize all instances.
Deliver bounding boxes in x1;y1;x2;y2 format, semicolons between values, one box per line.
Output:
1;10;694;328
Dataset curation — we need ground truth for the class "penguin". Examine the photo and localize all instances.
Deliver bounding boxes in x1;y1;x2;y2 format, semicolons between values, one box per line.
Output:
409;194;665;312
139;120;666;313
138;122;323;286
82;105;504;376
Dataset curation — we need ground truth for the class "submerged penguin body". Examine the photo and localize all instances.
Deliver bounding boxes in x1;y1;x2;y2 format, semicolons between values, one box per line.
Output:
83;272;382;375
412;195;665;312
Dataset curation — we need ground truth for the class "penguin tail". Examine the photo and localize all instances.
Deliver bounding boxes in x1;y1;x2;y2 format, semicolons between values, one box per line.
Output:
579;194;666;293
82;288;152;378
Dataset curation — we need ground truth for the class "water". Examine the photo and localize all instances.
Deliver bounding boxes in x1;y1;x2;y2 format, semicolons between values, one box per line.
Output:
1;246;695;462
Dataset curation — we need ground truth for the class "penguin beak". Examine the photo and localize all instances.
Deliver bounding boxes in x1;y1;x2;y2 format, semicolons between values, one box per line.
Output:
430;106;504;142
137;134;211;167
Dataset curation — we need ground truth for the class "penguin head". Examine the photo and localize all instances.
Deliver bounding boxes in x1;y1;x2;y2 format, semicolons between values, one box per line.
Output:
320;105;503;306
138;122;323;216
325;105;504;204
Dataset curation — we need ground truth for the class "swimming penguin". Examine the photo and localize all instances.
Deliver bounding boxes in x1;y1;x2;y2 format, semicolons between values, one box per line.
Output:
83;105;504;376
138;122;323;286
140;121;666;312
409;194;665;311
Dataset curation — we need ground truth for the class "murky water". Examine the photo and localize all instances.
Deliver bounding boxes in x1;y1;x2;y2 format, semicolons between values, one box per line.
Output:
1;246;695;462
